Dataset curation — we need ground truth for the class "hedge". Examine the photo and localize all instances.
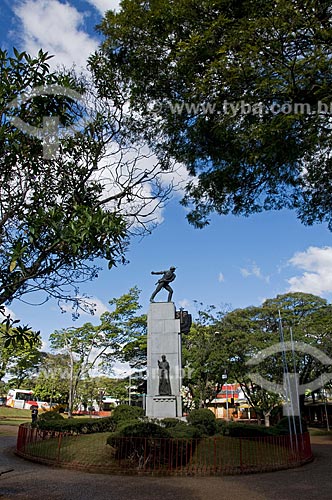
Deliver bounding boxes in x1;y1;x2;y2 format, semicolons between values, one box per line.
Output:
107;421;197;467
186;409;217;436
36;415;116;434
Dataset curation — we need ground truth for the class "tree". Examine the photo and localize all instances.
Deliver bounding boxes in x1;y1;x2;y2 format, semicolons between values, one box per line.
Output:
91;0;332;229
50;322;107;417
181;304;227;408
6;348;43;389
0;323;42;383
77;376;100;411
31;353;72;404
49;287;144;416
77;376;129;410
213;292;332;423
1;48;174;316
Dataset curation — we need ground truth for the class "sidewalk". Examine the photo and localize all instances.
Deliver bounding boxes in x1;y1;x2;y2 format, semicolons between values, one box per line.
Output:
1;429;331;500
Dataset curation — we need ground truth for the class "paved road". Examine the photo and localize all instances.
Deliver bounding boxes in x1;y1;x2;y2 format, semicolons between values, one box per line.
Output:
0;429;331;500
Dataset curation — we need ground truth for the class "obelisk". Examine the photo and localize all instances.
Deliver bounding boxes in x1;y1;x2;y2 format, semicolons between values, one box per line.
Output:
146;301;182;418
146;266;182;418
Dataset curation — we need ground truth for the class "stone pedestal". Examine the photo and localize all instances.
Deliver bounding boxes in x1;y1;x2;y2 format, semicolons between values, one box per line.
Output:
146;302;182;418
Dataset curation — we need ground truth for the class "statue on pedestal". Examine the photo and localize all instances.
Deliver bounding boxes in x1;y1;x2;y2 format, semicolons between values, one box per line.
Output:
158;355;172;395
150;266;176;302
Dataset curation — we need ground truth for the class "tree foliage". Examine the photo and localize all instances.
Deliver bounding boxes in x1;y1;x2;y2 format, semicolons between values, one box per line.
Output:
182;304;228;408
180;293;332;418
213;292;332;417
1;48;173;315
31;353;71;403
49;287;145;415
92;0;332;228
0;323;42;383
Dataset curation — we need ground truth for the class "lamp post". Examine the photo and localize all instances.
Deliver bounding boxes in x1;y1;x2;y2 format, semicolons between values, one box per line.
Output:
128;373;132;406
321;375;330;432
98;389;106;413
222;370;228;420
126;367;146;407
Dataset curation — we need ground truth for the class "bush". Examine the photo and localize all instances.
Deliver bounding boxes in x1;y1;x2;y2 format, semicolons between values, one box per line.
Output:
216;419;228;435
168;422;201;439
215;418;308;438
49;404;66;413
107;420;197;468
275;416;307;434
38;411;64;422
36;415;116;434
221;422;276;437
160;418;181;429
108;421;170;440
186;409;217;436
107;421;170;462
111;405;144;425
158;418;202;439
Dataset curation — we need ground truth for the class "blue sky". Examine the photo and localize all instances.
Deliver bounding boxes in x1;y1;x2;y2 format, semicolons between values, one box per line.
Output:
2;0;332;375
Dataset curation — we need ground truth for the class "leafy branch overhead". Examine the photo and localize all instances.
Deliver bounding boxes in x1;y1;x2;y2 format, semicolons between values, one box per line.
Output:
91;0;332;229
0;309;41;383
0;48;174;313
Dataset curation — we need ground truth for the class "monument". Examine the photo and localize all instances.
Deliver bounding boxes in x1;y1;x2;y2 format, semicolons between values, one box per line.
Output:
146;267;191;419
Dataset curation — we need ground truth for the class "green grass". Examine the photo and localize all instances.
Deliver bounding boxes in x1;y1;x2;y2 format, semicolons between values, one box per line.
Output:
191;436;291;470
22;433;296;472
308;427;332;437
0;407;31;427
0;407;31;418
0;418;30;426
25;432;115;468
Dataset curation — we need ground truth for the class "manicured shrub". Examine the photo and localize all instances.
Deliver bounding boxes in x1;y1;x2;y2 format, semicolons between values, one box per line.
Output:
221;422;276;437
108;421;170;440
274;416;307;434
36;415;116;434
168;422;201;439
160;418;181;429
38;411;65;421
107;421;170;465
50;404;66;413
216;419;228;435
35;405;143;435
215;419;307;438
107;420;198;469
111;405;144;424
186;408;217;436
158;418;200;439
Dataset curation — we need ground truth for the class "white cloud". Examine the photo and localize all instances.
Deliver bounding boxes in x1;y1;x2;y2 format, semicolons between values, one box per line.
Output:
41;338;49;350
85;0;121;14
13;0;99;69
112;362;131;378
178;299;191;309
218;272;225;282
1;306;16;320
86;297;109;317
240;262;270;283
287;246;332;295
12;0;189;230
92;142;190;232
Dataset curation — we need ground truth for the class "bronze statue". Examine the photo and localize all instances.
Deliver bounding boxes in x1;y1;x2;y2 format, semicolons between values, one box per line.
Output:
158;355;172;395
175;309;192;334
150;266;176;302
